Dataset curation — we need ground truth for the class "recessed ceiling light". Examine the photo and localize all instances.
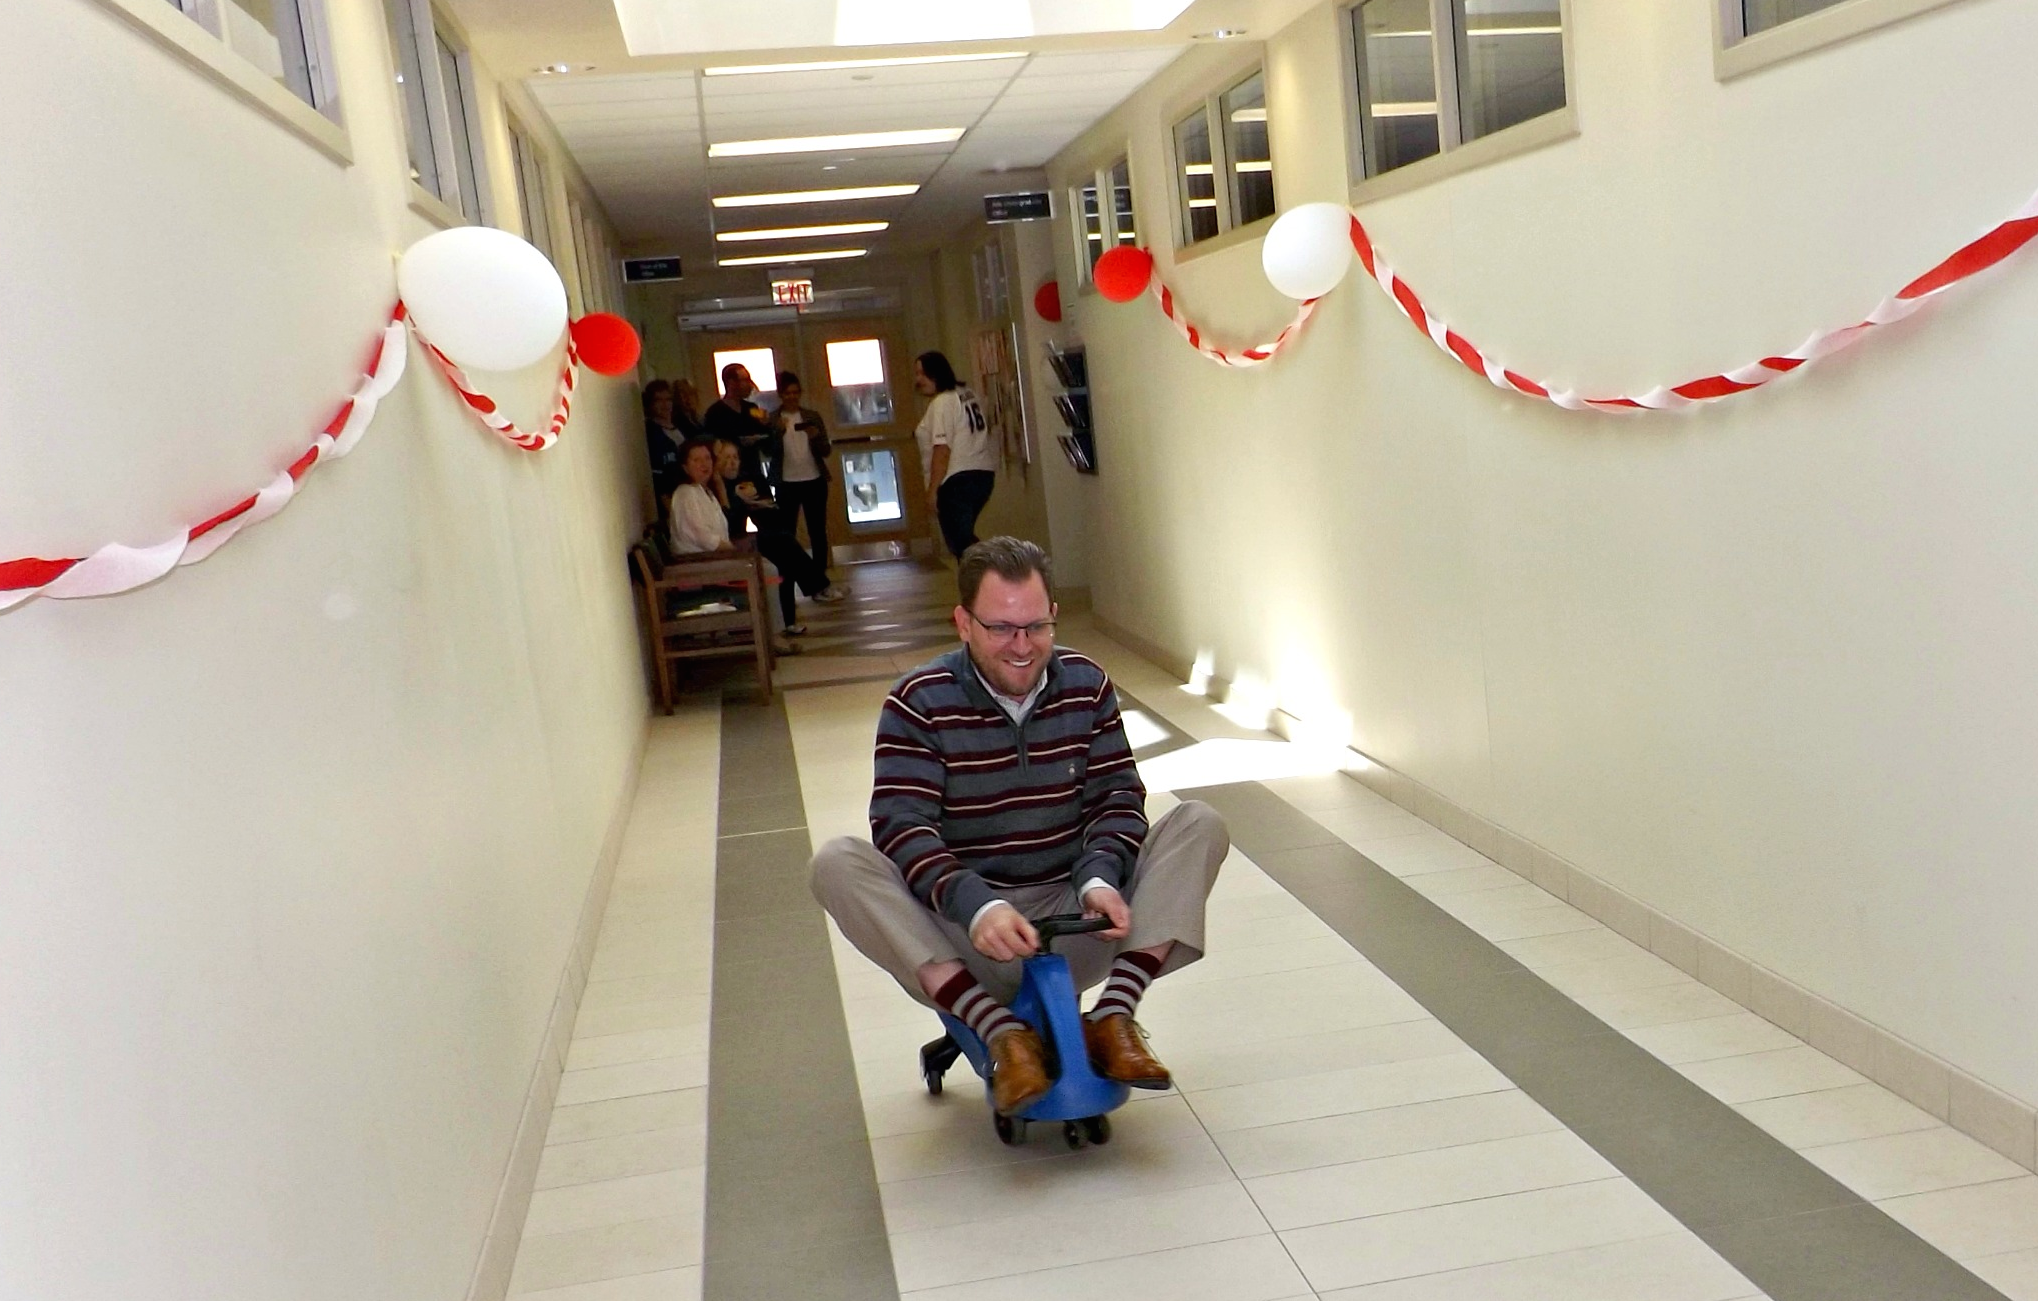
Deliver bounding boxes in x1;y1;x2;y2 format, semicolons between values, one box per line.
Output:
535;63;592;74
716;221;889;242
1194;28;1248;39
704;52;1025;76
708;128;964;158
718;248;869;267
712;184;921;208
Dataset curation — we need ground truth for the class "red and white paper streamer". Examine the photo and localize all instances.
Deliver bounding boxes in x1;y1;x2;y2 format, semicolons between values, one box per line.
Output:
1152;279;1321;368
415;327;580;450
0;309;409;612
1350;186;2038;410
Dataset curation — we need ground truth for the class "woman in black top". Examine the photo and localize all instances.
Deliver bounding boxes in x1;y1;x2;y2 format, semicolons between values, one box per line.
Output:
642;380;693;501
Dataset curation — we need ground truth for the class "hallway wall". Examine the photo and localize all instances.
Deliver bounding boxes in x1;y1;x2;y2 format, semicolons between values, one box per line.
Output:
1048;0;2038;1109
0;3;648;1299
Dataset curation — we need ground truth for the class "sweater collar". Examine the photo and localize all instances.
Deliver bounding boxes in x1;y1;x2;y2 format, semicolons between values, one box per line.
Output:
945;644;1062;712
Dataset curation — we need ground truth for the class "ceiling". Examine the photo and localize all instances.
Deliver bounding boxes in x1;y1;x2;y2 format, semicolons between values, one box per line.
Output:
448;0;1317;275
527;48;1184;266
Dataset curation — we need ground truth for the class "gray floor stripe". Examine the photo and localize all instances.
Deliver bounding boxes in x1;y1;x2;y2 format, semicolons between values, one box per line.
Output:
1183;780;2009;1301
703;698;900;1301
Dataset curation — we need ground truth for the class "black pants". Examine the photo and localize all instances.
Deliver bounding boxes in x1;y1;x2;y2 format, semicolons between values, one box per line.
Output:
935;470;995;558
751;528;827;627
778;477;831;574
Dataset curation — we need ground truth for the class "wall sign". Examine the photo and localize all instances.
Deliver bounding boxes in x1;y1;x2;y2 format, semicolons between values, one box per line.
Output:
623;256;683;283
984;192;1053;223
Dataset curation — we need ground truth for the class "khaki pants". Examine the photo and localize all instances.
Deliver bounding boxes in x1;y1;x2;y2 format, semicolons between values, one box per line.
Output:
810;800;1229;1007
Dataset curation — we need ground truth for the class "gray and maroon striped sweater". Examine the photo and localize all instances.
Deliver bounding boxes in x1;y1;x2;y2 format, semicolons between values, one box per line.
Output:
870;646;1147;927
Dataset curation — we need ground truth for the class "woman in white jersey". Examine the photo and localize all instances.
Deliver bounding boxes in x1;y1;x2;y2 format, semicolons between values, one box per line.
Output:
913;350;997;558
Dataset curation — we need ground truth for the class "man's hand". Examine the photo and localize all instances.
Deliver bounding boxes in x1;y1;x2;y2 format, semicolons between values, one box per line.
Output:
970;902;1039;962
1082;884;1132;942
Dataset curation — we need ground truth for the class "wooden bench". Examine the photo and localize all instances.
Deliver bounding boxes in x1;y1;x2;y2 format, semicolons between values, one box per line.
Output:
629;539;774;708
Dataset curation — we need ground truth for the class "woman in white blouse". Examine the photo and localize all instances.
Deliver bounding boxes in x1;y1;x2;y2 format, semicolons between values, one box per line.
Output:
667;441;732;556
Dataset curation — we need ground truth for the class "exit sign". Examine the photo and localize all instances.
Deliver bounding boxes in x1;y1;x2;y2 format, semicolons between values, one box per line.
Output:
771;278;815;307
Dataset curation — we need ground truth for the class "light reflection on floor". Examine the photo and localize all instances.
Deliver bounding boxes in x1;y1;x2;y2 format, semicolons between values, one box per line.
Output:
1135;736;1353;793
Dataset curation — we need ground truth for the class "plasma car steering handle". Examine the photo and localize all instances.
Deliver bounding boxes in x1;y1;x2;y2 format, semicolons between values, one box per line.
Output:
1034;913;1113;953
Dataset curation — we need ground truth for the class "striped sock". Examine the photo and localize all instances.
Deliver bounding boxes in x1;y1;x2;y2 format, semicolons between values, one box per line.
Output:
932;970;1024;1045
1086;950;1165;1022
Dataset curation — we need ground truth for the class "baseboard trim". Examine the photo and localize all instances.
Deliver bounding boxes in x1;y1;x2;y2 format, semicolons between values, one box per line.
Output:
463;720;652;1301
1098;614;2038;1174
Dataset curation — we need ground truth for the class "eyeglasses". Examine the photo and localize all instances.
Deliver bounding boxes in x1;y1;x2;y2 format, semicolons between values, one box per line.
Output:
966;611;1057;641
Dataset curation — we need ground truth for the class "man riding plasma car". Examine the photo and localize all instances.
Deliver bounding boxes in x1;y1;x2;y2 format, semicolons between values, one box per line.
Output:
811;537;1230;1117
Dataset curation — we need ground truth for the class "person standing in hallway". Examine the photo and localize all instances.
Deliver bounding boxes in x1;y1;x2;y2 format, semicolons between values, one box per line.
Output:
710;436;847;635
642;380;688;503
703;363;773;481
767;370;834;578
810;537;1229;1117
913;351;997;559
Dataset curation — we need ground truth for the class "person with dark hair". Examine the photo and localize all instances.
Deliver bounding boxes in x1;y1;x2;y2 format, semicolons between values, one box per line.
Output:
809;536;1229;1118
767;371;834;577
642;380;687;501
711;437;848;633
913;351;998;558
702;363;773;480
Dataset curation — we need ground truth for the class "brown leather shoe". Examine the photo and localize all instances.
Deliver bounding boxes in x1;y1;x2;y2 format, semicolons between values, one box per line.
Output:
1084;1013;1171;1089
987;1026;1052;1117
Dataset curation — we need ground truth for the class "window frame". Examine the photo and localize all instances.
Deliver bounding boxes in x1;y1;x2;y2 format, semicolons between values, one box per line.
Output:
89;0;349;160
386;0;494;226
1167;63;1280;261
1341;0;1578;205
1060;146;1140;295
505;112;556;261
1713;0;1978;81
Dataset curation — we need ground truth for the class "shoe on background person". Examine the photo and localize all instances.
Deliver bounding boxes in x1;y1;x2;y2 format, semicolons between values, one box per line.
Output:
815;583;850;603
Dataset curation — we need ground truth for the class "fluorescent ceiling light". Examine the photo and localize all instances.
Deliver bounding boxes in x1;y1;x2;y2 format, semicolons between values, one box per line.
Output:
717;221;889;242
1229;107;1267;123
1236;160;1272;173
617;0;1195;54
718;248;870;267
705;52;1024;76
712;184;920;208
1188;198;1216;209
708;128;964;158
1183;162;1214;176
1372;101;1439;118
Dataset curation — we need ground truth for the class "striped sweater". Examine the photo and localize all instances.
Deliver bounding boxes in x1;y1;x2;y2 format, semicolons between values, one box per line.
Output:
870;646;1148;927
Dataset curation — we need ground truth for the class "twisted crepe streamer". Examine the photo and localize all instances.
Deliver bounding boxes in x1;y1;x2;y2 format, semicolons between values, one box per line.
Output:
1152;279;1320;368
0;309;409;612
1349;187;2038;410
413;326;580;451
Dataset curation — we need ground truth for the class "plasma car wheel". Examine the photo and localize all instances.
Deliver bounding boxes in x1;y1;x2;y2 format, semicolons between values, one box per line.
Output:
994;1114;1025;1146
1081;1115;1112;1146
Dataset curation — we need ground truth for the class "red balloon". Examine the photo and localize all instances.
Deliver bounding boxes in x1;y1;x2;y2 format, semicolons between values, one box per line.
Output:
570;313;642;376
1093;246;1154;304
1033;280;1062;323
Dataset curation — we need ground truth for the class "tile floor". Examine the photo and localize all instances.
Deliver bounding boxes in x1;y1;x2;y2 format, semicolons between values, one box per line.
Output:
500;561;2035;1300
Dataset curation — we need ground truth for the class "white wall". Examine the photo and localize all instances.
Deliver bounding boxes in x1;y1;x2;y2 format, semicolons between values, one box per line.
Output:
0;2;647;1298
1050;0;2038;1107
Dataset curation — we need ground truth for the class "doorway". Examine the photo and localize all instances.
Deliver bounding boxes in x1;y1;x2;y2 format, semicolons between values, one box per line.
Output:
686;316;926;564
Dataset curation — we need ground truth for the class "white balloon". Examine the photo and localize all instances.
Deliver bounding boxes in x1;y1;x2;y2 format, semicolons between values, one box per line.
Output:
397;227;567;372
1261;202;1356;301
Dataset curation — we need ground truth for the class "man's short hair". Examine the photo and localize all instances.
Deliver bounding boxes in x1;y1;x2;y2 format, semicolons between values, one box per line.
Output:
958;537;1053;611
